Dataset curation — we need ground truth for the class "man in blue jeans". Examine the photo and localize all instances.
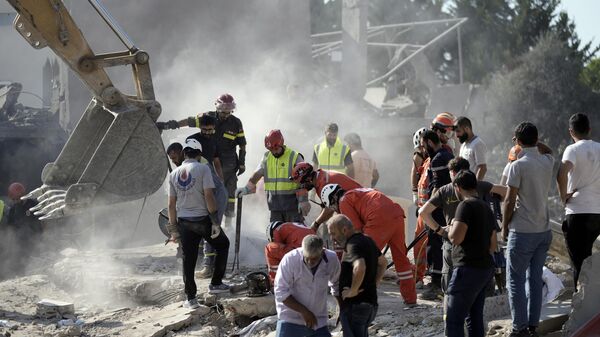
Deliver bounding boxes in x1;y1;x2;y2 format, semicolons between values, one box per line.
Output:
443;170;496;337
328;214;388;337
502;122;554;337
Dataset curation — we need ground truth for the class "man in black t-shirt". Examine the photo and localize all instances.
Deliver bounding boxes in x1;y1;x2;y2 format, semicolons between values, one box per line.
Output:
442;170;496;337
328;214;387;337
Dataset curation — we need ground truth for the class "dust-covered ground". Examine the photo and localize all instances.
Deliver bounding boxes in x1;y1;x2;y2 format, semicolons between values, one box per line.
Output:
0;232;577;337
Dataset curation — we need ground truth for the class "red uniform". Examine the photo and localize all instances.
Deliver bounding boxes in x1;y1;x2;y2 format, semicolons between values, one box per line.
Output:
313;169;362;197
265;222;315;284
339;188;417;304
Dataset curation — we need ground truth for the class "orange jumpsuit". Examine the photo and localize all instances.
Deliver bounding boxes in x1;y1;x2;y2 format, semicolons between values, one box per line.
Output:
339;188;417;304
313;169;362;197
265;222;315;284
414;157;431;283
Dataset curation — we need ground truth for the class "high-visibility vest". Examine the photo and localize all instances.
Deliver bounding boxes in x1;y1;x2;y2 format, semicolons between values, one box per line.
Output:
0;200;4;222
417;157;431;206
263;147;300;195
314;138;349;173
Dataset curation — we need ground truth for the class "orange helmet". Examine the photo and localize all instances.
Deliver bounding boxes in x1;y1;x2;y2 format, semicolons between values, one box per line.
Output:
432;112;456;132
508;145;522;162
8;182;26;201
290;162;314;183
264;129;284;151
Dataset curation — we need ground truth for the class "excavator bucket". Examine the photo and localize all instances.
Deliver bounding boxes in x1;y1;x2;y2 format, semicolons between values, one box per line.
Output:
7;0;168;219
34;99;167;218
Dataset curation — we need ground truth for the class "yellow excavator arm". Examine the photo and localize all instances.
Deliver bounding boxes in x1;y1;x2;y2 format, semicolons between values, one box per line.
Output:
7;0;167;219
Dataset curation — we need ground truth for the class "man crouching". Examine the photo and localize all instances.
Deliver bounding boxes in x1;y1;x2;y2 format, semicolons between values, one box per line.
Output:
274;235;340;337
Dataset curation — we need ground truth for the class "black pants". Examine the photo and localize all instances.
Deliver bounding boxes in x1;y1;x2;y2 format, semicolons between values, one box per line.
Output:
562;213;600;287
179;218;230;299
222;159;238;217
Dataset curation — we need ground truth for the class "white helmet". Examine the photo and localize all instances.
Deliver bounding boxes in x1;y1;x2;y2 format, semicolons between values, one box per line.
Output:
183;138;203;151
412;127;427;149
266;221;284;242
320;184;341;208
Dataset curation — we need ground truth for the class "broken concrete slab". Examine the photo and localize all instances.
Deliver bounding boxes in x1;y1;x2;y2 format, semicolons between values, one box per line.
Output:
119;302;211;337
563;252;600;336
36;299;75;319
220;294;276;319
483;294;511;322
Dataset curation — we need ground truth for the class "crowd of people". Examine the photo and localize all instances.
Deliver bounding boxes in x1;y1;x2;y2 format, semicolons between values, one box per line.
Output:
156;95;599;337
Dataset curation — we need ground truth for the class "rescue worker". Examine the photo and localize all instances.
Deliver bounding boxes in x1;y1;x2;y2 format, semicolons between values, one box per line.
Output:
164;141;228;279
321;184;417;306
412;127;429;289
431;112;459;154
289;162;361;232
343;133;379;188
167;142;184;167
420;129;454;300
411;127;428;205
313;123;354;177
236;130;310;222
1;183;42;277
157;93;246;226
186;113;224;179
167;139;231;304
265;221;315;285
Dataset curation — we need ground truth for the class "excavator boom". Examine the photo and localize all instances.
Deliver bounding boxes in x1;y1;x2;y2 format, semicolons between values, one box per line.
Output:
6;0;167;219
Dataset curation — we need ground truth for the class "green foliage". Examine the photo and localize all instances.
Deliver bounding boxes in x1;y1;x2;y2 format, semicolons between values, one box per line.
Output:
487;34;596;148
581;58;600;92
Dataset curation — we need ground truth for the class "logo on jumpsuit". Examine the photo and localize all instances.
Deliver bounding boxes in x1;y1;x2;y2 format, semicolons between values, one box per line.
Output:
177;169;195;191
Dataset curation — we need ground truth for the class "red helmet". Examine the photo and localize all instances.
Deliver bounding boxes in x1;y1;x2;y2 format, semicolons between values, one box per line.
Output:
264;129;284;151
290;162;314;183
432;112;456;132
215;93;236;111
8;182;26;200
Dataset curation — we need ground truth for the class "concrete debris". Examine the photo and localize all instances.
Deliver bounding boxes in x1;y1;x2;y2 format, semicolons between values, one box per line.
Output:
36;299;75;319
562;252;600;336
221;295;277;320
232;315;277;337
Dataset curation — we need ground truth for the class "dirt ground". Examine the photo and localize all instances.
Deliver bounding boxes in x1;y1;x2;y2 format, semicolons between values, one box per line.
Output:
0;241;574;337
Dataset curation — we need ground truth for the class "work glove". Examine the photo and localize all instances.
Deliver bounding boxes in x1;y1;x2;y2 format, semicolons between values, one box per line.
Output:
235;186;251;198
208;212;221;238
237;165;246;176
298;200;311;216
412;191;418;206
166;222;181;244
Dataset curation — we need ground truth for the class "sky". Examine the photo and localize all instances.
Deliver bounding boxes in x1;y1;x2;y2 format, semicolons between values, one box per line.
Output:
559;0;597;46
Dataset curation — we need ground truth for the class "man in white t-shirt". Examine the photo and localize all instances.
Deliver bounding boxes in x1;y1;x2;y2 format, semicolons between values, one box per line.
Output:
454;117;487;180
557;113;600;288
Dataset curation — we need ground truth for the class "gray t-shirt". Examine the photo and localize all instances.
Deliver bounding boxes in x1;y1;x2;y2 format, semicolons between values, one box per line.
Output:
506;147;554;233
169;159;215;218
429;180;494;226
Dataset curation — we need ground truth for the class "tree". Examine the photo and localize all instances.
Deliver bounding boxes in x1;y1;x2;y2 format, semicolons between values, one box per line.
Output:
487;33;595;149
581;58;600;93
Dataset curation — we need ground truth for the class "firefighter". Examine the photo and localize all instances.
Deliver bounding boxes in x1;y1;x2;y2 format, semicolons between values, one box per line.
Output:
156;93;246;226
235;130;310;222
264;221;315;285
289;162;361;232
321;184;417;305
313;123;354;177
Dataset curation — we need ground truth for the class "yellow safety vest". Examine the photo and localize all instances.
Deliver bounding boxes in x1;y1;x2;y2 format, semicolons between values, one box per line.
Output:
314;137;349;173
263;147;300;195
0;200;4;222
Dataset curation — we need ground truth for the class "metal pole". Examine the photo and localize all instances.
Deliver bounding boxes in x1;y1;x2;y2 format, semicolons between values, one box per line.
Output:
88;0;137;52
458;25;463;84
